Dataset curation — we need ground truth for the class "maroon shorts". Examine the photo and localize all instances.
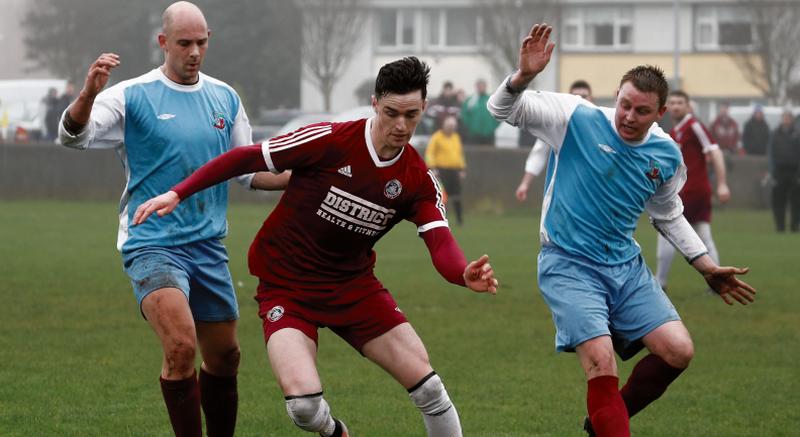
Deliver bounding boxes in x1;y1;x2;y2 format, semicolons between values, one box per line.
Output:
256;275;408;352
681;191;712;223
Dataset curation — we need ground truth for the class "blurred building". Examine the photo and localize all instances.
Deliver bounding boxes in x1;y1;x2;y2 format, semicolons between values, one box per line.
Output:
300;0;771;121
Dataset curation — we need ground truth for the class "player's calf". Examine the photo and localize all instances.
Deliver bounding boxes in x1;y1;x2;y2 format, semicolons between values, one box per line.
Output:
408;371;462;437
285;392;346;437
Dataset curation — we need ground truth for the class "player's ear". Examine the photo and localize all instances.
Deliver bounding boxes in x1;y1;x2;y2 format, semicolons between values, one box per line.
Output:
157;32;167;49
422;98;429;113
371;95;378;112
658;105;668;119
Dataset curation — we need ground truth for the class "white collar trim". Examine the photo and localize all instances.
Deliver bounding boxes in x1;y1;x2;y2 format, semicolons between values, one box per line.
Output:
365;117;403;167
155;67;204;92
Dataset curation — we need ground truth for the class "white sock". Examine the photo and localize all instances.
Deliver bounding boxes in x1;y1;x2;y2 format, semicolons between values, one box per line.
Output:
408;372;462;437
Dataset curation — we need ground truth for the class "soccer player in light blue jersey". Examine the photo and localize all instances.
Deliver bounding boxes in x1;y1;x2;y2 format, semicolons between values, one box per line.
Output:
489;24;756;436
57;2;287;436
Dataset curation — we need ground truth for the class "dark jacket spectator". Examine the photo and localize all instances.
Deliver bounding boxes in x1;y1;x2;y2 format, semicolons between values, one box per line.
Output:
768;110;800;232
426;81;461;130
742;106;770;155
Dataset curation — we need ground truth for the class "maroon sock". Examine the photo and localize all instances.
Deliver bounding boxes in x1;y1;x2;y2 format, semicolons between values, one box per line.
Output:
587;375;630;437
199;368;238;437
160;371;202;437
620;353;685;418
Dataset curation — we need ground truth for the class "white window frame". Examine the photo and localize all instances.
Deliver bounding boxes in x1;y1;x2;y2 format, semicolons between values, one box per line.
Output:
694;5;756;51
375;7;483;54
375;8;420;52
560;7;633;52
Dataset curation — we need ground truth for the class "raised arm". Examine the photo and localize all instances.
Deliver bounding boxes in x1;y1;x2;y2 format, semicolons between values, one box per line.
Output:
487;24;580;151
59;53;125;150
65;53;120;132
133;145;266;225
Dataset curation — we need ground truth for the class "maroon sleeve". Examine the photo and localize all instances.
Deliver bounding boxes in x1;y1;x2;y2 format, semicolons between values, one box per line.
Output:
172;145;266;199
422;226;467;287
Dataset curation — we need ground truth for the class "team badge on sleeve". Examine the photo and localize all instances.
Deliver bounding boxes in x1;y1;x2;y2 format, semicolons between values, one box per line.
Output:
267;305;285;322
384;179;402;199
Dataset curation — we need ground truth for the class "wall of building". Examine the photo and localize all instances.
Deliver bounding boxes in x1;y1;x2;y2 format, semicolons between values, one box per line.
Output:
559;53;763;98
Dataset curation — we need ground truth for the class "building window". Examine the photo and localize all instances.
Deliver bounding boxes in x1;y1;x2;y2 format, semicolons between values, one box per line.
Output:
377;7;481;53
444;8;479;47
695;6;754;50
561;7;632;51
377;9;417;49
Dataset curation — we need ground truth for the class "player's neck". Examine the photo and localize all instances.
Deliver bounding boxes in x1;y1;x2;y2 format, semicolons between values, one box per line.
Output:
370;123;403;160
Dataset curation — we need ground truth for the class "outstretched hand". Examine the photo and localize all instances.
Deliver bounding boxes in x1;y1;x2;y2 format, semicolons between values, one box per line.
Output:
132;191;180;226
703;265;756;305
463;254;498;295
515;24;555;85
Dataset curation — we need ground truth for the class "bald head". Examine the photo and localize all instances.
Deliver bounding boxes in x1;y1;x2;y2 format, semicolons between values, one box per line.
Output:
162;1;207;36
158;1;210;84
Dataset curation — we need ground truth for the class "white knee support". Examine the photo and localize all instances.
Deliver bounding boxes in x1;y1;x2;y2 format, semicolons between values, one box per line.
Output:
285;392;335;434
409;372;462;437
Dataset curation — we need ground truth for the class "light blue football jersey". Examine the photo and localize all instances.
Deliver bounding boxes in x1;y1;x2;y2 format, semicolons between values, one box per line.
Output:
490;88;687;265
59;68;254;252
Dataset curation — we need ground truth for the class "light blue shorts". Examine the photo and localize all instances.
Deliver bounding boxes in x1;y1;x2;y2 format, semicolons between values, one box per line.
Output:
122;239;239;322
537;244;679;357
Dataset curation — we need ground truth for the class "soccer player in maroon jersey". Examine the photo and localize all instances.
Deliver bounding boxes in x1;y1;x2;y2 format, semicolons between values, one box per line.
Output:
133;57;498;437
655;90;731;290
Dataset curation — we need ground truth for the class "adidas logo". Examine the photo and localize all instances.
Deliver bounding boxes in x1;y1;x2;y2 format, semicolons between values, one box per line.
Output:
337;165;352;177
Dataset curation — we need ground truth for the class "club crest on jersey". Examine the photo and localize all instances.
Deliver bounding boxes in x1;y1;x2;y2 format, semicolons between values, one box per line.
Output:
384;179;402;199
266;305;284;322
211;111;225;129
646;160;661;180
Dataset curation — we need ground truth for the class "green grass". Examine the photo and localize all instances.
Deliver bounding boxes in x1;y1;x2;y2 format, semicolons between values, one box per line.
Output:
0;201;797;436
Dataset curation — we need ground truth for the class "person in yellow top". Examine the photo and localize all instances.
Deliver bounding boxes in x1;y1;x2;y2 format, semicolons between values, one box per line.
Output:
425;115;466;225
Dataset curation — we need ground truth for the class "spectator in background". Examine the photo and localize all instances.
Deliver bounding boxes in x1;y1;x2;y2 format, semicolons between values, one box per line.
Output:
426;115;466;225
767;110;800;232
43;87;60;141
742;105;770;155
656;90;730;291
460;79;498;146
710;102;739;154
426;81;461;130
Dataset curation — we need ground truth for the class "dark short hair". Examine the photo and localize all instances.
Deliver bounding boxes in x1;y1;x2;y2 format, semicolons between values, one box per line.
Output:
619;65;669;107
375;57;431;100
669;89;690;102
569;80;591;93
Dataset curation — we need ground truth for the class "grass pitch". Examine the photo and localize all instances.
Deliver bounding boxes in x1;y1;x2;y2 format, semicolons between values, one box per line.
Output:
0;201;797;436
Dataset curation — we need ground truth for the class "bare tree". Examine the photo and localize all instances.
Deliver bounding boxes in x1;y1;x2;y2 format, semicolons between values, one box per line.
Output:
479;0;559;80
296;0;368;112
731;1;800;104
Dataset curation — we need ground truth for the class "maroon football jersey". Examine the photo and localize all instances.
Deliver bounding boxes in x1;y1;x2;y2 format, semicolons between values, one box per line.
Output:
250;118;448;291
669;114;718;197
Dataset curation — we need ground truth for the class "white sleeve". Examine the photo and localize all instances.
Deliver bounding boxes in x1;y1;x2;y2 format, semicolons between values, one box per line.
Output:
58;85;125;150
487;75;583;153
690;122;719;154
646;164;707;261
230;102;256;188
524;139;550;176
